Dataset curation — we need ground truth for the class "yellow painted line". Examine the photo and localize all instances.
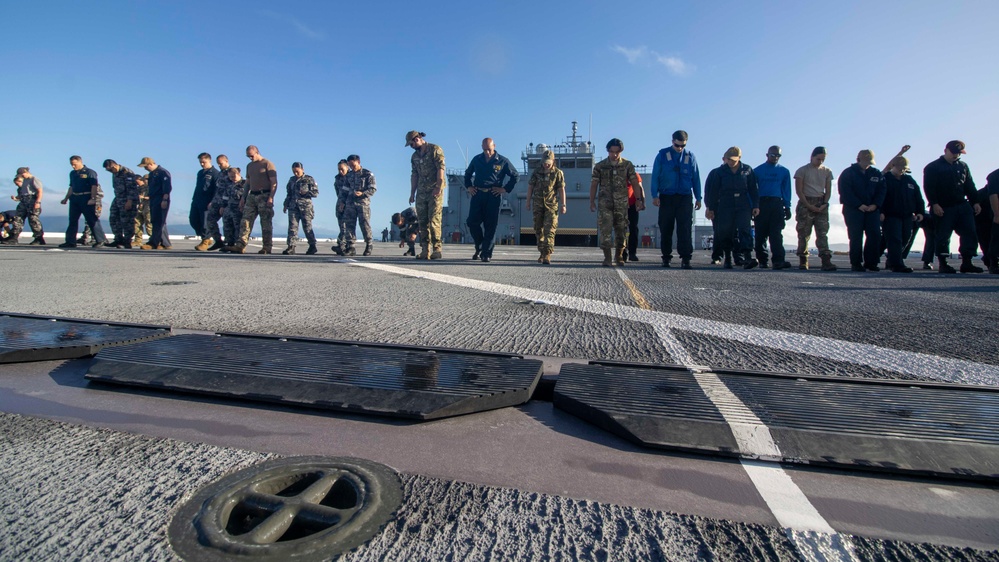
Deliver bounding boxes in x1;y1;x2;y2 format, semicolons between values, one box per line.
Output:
615;269;651;310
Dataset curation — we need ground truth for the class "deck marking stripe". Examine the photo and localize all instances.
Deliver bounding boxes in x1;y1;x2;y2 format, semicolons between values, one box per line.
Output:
352;262;999;385
615;269;652;310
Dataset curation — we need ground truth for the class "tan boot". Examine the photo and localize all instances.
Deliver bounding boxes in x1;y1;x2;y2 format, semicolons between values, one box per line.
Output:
258;248;271;254
615;247;626;266
542;252;552;265
430;249;442;260
538;251;544;264
820;255;838;271
799;256;809;270
602;248;612;267
417;247;430;260
194;238;212;251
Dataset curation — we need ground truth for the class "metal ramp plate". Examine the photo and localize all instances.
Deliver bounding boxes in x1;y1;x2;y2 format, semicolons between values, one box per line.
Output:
85;333;544;420
554;362;999;482
0;312;171;364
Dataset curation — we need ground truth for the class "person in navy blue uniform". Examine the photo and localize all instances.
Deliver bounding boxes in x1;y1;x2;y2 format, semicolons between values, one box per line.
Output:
881;154;925;273
923;140;982;274
138;157;172;250
752;146;792;269
59;155;108;248
651;130;702;268
463;138;519;262
838;149;886;271
983;169;999;274
704;147;760;270
192;152;218;251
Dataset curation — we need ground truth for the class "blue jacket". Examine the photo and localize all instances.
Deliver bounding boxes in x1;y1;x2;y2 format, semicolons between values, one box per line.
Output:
753;162;791;208
881;173;926;217
464;152;519;192
705;163;758;210
838;164;886;210
651;147;701;200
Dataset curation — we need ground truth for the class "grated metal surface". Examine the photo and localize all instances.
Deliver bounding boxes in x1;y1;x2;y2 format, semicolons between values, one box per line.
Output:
86;334;543;420
0;312;171;363
554;362;999;481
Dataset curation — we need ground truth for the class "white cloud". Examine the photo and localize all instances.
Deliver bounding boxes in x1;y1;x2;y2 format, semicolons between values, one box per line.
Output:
612;45;693;76
256;10;324;41
612;45;648;65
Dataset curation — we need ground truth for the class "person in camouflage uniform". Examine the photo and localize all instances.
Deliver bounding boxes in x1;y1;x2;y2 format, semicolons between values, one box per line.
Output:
203;154;231;251
392;207;420;256
214;167;246;251
282;162;319;255
406;130;445;260
526;150;566;264
9;168;46;245
78;184;105;245
133;176;152;245
589;138;644;266
101;159;140;248
332;160;349;255
343;154;377;256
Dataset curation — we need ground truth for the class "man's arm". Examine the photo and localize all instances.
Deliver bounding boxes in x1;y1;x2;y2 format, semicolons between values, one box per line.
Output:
691;154;702;206
780;168;792;209
34;179;43;208
990;193;999;223
589;178;598;212
748;168;759;216
267;163;278;203
503;157;519;192
557;171;567;213
409;169;418;204
363;171;376;197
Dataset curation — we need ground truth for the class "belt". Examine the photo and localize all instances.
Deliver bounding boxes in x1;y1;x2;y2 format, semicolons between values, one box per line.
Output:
760;196;782;201
72;191;91;196
249;190;268;195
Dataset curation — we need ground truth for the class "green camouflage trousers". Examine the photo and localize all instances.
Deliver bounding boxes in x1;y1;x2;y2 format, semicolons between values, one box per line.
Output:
597;189;629;250
795;196;832;258
415;189;443;251
238;192;275;249
133;201;152;243
532;202;559;254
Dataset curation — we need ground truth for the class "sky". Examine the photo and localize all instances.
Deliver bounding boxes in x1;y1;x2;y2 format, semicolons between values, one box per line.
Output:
3;0;998;246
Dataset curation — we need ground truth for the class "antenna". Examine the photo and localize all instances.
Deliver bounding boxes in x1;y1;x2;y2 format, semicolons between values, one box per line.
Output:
455;141;468;168
588;114;592;145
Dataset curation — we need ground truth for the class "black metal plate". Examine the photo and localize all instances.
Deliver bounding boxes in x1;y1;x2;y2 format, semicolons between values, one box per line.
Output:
554;362;999;482
85;334;543;420
0;312;172;364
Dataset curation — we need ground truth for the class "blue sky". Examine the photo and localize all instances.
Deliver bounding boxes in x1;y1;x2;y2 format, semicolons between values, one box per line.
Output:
3;0;997;245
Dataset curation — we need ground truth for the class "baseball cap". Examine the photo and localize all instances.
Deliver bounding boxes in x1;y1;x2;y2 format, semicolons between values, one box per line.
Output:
857;149;876;165
945;140;967;155
15;167;29;176
137;157;156;167
889;156;910;172
542;149;554;162
723;146;742;159
405;131;425;146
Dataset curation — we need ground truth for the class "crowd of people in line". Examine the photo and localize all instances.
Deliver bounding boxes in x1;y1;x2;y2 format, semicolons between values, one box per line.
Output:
3;131;998;274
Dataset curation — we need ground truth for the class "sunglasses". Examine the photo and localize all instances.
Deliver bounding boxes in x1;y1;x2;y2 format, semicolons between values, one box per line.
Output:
767;153;781;158
673;142;686;149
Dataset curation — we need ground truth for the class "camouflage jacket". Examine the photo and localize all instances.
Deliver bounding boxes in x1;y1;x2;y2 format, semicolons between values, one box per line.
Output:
411;143;445;191
529;166;565;207
111;166;141;203
593;157;639;197
399;206;419;237
209;168;232;209
213;176;245;212
284;174;319;207
346;168;376;205
334;173;349;206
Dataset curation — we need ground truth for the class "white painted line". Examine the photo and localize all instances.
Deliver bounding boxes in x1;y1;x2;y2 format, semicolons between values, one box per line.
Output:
692;372;782;460
351;262;999;385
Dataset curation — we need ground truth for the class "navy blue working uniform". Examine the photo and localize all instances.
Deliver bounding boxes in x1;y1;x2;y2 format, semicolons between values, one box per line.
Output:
881;172;925;271
147;166;173;248
838;164;886;269
923;156;978;260
65;166;108;246
983;170;999;271
651;147;701;264
705;163;758;263
463;151;519;261
190;165;218;238
0;210;16;239
753;161;792;267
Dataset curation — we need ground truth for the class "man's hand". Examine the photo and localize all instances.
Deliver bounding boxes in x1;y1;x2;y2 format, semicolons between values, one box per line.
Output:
637;200;646;211
87;198;96;206
124;201;133;211
880;213;885;222
589;201;596;212
752;208;760;218
266;197;274;208
61;197;68;205
399;241;405;248
705;209;715;220
525;199;532;211
160;200;168;209
784;207;792;221
466;187;477;196
900;145;911;154
432;187;442;197
973;203;981;215
915;214;923;223
354;191;363;197
694;201;702;211
933;204;944;217
33;201;40;210
9;195;15;201
817;203;828;212
409;194;416;204
282;205;287;214
652;197;660;208
490;187;504;197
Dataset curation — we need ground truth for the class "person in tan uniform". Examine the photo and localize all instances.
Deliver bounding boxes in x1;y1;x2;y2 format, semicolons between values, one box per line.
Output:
793;147;837;271
406;130;445;260
526;149;566;264
226;145;277;254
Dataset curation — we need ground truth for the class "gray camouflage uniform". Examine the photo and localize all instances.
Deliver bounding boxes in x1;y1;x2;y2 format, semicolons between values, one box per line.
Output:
284;174;319;249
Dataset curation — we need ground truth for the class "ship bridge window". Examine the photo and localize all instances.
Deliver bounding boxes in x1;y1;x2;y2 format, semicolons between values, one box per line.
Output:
559;159;576;168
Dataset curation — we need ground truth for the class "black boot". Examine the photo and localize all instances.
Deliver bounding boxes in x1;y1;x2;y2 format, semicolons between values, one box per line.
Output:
960;256;983;273
305;245;318;255
938;256;957;274
30;235;46;246
743;252;758;269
